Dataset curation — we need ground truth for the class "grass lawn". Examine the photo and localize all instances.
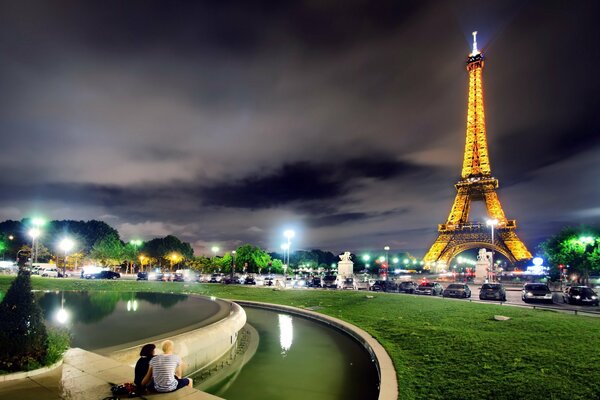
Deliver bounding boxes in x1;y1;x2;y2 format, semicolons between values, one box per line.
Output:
1;276;599;400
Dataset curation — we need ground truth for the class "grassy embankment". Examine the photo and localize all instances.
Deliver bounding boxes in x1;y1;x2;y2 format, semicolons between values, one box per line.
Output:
1;276;599;400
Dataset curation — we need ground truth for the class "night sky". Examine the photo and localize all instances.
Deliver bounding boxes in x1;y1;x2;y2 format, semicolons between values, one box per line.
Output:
1;1;598;257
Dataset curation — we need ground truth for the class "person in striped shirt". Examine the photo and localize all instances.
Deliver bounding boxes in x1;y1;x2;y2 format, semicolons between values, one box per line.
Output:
141;340;193;392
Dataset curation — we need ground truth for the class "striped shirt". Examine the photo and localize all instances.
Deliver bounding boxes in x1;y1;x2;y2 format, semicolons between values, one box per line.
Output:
149;354;181;392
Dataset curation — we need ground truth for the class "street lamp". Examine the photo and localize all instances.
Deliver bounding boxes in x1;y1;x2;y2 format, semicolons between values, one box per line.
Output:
230;250;236;280
28;227;41;267
283;230;295;271
59;237;74;278
211;246;219;270
486;218;499;282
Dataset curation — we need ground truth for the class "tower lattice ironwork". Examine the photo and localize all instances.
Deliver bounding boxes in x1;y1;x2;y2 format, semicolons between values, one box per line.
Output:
423;32;531;267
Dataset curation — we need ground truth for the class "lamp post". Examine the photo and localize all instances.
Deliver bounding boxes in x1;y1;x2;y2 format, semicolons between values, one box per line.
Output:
230;250;236;281
383;246;390;279
28;227;41;268
283;230;295;271
211;246;219;270
59;238;74;278
486;219;499;282
281;243;289;284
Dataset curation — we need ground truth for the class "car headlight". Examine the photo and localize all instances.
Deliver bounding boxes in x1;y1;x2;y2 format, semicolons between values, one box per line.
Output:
592;296;598;300
574;295;581;299
525;292;533;297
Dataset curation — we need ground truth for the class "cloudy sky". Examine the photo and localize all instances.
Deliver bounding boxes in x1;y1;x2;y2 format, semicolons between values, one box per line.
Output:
0;0;598;257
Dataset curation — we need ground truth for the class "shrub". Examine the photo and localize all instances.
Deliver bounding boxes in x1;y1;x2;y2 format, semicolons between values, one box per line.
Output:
0;270;48;372
44;328;71;365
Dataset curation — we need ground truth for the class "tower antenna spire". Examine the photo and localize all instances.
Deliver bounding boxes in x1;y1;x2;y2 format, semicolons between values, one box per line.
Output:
471;31;479;56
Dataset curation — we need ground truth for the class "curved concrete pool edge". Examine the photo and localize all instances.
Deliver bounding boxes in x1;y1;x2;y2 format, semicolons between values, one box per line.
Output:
108;301;247;376
235;300;398;400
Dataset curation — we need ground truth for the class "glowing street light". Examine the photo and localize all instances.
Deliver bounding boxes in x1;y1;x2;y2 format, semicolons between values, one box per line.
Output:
59;237;74;278
28;227;41;267
283;230;295;269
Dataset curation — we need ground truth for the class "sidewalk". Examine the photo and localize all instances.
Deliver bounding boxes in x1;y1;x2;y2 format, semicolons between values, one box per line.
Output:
0;348;222;400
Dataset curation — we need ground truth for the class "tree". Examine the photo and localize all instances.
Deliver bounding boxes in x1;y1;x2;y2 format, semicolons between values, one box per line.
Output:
540;226;600;285
89;234;124;267
0;271;48;371
143;235;193;268
234;244;272;273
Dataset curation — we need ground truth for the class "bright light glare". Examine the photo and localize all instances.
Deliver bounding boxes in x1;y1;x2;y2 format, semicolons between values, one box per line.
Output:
278;314;294;354
59;238;75;252
532;257;544;266
392;257;399;264
486;218;499;227
362;254;370;261
211;246;219;253
55;308;69;324
281;243;289;250
579;236;594;244
28;227;41;239
32;218;45;227
283;230;295;240
378;256;385;262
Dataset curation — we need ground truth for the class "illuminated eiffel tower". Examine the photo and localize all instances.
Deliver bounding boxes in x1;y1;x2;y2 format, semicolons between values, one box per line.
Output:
423;32;531;268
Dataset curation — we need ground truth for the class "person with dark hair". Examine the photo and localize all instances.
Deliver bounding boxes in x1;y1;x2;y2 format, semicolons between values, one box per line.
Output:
134;343;156;392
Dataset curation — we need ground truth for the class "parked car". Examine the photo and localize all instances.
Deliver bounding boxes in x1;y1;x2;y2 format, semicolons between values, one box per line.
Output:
414;282;443;296
479;283;506;301
40;267;60;278
398;281;417;294
263;276;274;286
136;271;148;281
223;275;242;284
209;273;223;283
322;275;338;289
353;278;369;291
442;283;471;298
369;280;398;293
85;270;121;280
563;286;599;306
308;276;322;288
244;275;257;285
340;277;355;290
292;277;309;288
173;271;185;282
522;283;553;304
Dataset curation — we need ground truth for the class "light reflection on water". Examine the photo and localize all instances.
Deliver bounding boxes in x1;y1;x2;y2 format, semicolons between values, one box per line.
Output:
38;291;222;350
278;314;293;355
205;307;379;400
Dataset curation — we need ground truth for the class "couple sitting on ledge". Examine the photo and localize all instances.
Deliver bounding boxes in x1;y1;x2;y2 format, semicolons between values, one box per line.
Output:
134;340;193;393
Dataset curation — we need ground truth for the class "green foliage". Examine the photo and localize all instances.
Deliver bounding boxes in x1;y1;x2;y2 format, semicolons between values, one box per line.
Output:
0;271;48;372
234;244;272;273
143;235;194;265
89;234;124;266
44;328;71;365
540;226;600;283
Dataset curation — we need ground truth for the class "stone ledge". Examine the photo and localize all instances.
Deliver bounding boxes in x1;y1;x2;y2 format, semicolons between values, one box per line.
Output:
0;358;64;383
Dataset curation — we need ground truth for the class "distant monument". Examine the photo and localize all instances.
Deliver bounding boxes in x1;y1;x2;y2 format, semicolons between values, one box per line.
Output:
475;248;493;283
337;252;354;278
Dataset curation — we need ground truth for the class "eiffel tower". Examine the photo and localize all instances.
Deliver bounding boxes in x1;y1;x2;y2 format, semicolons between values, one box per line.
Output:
423;31;531;268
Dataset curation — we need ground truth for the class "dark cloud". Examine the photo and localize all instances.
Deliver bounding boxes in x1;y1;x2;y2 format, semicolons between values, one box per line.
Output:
0;0;599;255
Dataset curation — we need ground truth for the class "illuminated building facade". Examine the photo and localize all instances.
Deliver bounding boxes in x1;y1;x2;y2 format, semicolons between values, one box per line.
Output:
424;32;532;268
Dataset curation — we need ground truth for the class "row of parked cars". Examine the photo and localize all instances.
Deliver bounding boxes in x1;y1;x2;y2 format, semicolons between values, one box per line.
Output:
369;280;504;301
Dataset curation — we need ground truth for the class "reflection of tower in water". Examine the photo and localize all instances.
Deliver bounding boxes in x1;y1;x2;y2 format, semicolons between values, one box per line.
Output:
278;314;293;356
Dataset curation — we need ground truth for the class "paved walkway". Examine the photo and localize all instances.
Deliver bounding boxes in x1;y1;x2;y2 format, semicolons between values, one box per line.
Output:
0;348;222;400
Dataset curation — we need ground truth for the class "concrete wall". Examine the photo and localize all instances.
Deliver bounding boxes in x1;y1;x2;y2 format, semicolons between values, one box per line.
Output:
108;301;247;375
